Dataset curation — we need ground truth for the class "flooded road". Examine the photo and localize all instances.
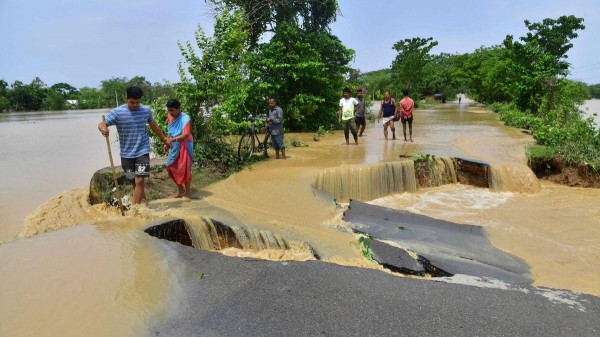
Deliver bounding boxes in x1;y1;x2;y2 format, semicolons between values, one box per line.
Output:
1;100;599;336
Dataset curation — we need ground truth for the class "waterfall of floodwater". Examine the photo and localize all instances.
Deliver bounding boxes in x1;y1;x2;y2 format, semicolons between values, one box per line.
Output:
315;161;417;203
184;216;289;251
416;157;458;188
488;164;541;193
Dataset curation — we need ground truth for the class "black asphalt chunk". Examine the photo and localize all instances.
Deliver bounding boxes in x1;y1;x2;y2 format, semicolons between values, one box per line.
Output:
368;239;428;276
344;200;531;284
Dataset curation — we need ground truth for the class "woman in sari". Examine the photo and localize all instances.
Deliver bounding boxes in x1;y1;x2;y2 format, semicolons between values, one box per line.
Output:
164;99;194;198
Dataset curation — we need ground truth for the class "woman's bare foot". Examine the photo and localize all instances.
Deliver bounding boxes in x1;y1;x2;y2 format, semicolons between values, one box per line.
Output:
170;192;182;198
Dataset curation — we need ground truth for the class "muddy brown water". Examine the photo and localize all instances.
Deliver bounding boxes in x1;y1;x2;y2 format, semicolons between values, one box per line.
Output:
1;99;599;336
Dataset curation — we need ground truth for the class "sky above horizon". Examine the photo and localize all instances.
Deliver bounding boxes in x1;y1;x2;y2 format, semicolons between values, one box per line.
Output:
1;0;599;89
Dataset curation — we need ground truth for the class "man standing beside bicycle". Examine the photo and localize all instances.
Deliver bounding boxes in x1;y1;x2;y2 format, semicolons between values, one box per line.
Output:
267;98;286;160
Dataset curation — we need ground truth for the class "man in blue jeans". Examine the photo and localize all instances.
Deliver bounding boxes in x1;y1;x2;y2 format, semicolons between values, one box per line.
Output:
97;86;171;204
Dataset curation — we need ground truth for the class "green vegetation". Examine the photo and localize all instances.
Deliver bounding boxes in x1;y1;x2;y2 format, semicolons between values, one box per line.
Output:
151;0;353;174
358;235;375;262
358;69;393;100
0;76;173;111
589;83;600;99
2;5;596;174
375;14;597;172
493;103;600;170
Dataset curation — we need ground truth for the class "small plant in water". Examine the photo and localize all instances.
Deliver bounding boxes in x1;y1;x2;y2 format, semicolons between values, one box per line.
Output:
317;125;328;137
290;137;308;147
197;273;205;280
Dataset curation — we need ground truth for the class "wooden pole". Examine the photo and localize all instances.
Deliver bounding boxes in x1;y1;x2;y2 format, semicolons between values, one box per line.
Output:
102;115;125;216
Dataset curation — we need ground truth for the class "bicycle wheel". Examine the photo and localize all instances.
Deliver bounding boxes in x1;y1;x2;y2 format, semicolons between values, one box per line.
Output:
238;132;255;162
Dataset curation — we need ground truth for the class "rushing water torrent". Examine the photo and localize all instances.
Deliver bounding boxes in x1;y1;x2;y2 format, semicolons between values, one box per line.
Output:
1;100;599;337
315;161;417;203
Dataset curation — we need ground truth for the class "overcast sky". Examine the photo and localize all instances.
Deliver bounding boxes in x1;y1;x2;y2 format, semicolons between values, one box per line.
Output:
1;0;599;89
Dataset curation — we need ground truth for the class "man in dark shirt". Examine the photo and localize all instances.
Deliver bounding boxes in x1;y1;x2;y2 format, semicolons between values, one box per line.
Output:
267;98;286;160
354;88;367;137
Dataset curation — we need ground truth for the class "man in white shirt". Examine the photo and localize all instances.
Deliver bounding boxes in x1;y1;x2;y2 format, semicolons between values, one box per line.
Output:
338;87;359;145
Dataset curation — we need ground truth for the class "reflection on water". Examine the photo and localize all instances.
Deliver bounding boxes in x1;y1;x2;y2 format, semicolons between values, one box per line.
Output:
1;100;599;337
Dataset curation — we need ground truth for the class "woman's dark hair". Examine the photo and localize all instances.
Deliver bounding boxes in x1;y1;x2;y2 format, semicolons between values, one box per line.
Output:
166;99;181;109
343;87;351;93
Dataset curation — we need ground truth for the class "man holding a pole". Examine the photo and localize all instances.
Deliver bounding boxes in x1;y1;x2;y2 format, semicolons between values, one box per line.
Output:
98;86;171;204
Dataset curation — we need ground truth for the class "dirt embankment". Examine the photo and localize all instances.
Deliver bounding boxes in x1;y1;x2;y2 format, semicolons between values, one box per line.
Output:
529;156;600;188
89;157;227;205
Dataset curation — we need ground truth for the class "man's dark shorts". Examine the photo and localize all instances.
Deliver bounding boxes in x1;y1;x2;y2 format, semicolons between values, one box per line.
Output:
121;154;150;182
401;116;414;125
271;134;285;150
355;116;366;127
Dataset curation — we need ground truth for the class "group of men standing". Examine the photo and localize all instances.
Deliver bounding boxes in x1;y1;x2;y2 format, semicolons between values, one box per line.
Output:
338;87;415;144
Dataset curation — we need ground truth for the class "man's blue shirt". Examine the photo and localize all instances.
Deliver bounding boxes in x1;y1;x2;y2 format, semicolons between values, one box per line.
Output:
105;104;155;158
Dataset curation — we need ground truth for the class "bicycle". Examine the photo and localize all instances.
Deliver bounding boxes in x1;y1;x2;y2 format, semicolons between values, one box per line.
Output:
238;114;272;163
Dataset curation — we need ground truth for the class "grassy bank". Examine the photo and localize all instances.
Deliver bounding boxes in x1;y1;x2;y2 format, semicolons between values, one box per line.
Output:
489;102;600;175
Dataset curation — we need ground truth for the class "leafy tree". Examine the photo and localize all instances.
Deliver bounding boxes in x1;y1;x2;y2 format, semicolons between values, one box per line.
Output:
0;79;9;111
588;83;600;99
463;46;512;103
177;9;251;132
503;15;585;113
50;82;78;99
357;69;393;100
76;87;102;109
178;2;353;132
247;21;354;130
210;0;339;43
151;82;174;101
391;37;438;95
44;89;66;110
9;77;47;111
100;77;128;108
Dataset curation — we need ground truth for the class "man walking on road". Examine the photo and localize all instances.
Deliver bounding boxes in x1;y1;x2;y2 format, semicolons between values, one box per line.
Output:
377;90;397;140
400;88;415;142
354;88;367;137
98;86;171;204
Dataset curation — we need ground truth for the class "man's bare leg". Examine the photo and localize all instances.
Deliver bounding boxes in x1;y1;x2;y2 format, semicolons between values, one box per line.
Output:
390;121;396;140
281;149;286;159
276;149;280;159
383;123;389;140
409;124;413;142
133;177;145;204
403;123;408;141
